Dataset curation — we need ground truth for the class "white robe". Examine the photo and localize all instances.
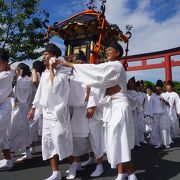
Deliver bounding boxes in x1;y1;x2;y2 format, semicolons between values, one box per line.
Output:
144;94;155;133
0;70;14;149
136;92;147;142
161;92;180;138
145;94;171;146
69;71;89;137
33;69;73;161
28;73;42;146
74;61;135;168
127;90;139;146
69;72;91;156
86;87;105;159
9;76;33;151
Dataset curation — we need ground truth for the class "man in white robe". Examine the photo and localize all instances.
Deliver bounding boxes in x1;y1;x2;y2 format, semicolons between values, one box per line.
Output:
60;42;137;180
66;53;91;179
0;49;14;169
67;51;104;179
144;84;154;137
145;80;171;149
83;87;105;177
28;43;73;180
161;80;180;138
136;81;148;144
127;77;140;147
9;63;33;161
17;61;45;161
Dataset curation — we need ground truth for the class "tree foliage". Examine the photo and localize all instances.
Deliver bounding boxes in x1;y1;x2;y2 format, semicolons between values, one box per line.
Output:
172;81;180;95
0;0;46;62
143;80;180;94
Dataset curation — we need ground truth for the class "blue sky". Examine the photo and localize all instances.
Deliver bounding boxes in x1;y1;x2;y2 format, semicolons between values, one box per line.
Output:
28;0;180;82
40;0;88;23
126;0;179;22
39;0;180;25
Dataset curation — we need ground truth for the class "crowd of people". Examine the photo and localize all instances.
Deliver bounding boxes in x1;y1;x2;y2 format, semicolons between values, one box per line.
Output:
0;42;180;180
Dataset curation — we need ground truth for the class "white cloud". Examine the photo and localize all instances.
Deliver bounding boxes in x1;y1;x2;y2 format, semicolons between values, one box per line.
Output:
105;0;180;54
105;0;180;82
136;0;150;11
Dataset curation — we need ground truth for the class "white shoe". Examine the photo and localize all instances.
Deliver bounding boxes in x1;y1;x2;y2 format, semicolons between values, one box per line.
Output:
128;173;137;180
16;154;32;162
0;159;13;170
66;162;78;179
44;172;61;180
90;164;103;177
165;145;170;149
115;173;128;180
66;163;84;173
0;159;6;165
154;144;161;149
143;140;147;144
81;158;96;167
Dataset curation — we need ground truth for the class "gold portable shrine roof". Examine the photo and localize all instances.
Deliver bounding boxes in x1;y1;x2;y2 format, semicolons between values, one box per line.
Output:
49;10;128;45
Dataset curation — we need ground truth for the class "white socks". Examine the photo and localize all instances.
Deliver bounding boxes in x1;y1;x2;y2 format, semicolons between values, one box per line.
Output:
0;159;13;169
90;164;104;177
115;173;127;180
115;173;137;180
128;173;137;180
16;151;32;162
44;171;61;180
66;162;84;174
81;157;95;166
66;162;79;179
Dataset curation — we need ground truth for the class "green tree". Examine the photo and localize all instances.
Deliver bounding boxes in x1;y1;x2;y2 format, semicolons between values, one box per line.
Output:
173;81;180;95
144;80;155;92
0;0;45;62
143;80;180;94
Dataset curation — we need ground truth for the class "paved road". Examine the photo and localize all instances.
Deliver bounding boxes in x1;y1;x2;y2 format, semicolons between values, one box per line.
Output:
0;137;180;180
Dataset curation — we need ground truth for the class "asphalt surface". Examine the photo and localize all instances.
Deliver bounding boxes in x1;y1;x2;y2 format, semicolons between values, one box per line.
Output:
0;136;180;180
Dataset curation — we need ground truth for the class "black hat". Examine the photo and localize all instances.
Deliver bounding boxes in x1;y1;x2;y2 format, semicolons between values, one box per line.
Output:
76;50;87;62
0;48;9;62
109;42;124;57
17;63;31;77
32;60;45;75
140;80;144;85
45;43;62;57
129;76;136;84
136;81;140;87
167;80;174;87
156;79;164;87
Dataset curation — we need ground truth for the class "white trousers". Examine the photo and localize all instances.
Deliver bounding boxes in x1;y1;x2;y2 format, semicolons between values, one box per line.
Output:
42;118;73;161
0;100;12;150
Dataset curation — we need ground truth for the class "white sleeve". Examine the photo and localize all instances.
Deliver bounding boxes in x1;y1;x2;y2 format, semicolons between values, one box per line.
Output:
87;87;100;108
52;72;69;110
0;71;13;102
68;78;86;107
73;62;120;89
15;76;32;104
175;93;180;114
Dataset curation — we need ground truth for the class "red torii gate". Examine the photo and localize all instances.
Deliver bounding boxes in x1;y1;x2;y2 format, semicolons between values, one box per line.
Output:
122;47;180;82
